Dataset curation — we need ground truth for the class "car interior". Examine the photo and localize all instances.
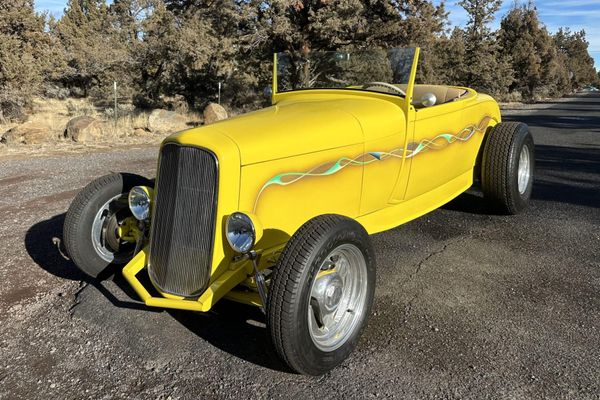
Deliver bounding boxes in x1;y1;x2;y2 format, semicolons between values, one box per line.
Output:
412;85;469;107
367;83;469;108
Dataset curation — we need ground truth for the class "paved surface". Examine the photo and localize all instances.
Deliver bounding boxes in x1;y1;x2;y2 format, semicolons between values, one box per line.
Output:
0;95;598;399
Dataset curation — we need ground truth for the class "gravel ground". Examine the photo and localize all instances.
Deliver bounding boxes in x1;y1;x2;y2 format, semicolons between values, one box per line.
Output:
0;95;598;399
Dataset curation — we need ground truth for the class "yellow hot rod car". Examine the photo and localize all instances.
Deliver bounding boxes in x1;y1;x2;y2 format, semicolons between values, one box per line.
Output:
64;48;534;375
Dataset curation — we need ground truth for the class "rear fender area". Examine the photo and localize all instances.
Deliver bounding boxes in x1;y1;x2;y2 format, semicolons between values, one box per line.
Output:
471;95;502;182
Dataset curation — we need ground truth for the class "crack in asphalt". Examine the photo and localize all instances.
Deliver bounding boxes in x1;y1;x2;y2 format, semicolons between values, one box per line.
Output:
401;235;466;320
400;235;467;290
68;281;89;316
399;225;506;320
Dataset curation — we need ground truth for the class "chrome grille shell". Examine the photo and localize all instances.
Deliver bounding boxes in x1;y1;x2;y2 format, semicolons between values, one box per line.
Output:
148;143;218;297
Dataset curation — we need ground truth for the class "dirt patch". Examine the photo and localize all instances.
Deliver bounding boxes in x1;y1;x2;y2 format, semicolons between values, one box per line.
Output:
0;174;37;186
0;189;80;214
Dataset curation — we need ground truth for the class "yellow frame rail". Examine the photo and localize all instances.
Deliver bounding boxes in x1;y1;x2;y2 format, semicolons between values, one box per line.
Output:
122;247;250;312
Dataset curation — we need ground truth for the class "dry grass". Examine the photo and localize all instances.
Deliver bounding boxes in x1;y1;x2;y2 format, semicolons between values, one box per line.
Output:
0;98;203;157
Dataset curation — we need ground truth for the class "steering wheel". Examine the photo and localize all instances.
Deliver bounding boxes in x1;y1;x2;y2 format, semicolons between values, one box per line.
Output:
361;82;406;97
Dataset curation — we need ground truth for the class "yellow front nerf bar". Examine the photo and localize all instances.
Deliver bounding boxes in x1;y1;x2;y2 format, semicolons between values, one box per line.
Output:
122;246;250;312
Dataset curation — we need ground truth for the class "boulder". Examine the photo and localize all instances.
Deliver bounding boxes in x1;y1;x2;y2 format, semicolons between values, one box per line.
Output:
132;128;149;136
147;109;188;134
1;121;52;145
203;103;228;125
65;116;103;143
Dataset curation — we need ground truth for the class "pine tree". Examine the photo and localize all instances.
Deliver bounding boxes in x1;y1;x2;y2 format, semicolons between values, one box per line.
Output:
429;27;467;86
554;28;597;90
458;0;513;94
499;2;566;99
55;0;131;99
0;0;57;118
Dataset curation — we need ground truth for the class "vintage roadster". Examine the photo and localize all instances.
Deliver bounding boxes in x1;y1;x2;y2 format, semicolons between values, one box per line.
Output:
64;48;534;375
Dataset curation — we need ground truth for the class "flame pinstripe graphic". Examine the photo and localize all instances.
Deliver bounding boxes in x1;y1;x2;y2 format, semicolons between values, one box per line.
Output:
253;116;493;212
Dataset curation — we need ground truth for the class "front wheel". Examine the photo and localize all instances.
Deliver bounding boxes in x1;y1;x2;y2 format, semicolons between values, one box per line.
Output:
267;215;376;375
63;172;153;278
481;122;535;214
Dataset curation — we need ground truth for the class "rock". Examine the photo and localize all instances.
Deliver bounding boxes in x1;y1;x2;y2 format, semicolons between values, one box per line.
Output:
132;128;148;136
0;100;26;123
64;116;104;143
147;109;188;134
1;121;52;145
203;103;228;125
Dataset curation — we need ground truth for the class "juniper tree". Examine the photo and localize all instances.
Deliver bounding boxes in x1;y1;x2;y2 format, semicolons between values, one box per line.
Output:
0;0;58;116
458;0;513;94
428;27;467;86
554;28;597;90
55;0;132;99
499;2;567;98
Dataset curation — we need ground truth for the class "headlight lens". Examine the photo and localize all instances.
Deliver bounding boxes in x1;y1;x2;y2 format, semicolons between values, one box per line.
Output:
226;212;255;253
128;186;151;220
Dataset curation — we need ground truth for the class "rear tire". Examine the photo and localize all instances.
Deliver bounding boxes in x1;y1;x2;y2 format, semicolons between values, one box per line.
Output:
481;122;534;214
63;172;152;278
267;214;376;375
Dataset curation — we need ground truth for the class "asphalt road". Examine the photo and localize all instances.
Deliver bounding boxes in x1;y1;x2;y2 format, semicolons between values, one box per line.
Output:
0;95;598;399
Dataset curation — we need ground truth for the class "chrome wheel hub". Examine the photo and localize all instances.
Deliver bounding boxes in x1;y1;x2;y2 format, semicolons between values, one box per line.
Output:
308;244;368;352
313;272;344;313
517;145;531;194
91;194;134;264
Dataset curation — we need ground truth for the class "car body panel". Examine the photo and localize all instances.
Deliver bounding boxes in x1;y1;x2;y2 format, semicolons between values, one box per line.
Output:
404;93;499;201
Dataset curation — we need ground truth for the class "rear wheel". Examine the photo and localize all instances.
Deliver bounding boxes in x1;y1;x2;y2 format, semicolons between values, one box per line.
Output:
267;215;376;375
481;122;534;214
63;172;152;278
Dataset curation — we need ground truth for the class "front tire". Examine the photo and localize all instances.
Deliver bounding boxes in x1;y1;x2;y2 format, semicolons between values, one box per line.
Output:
63;172;152;278
481;122;534;214
267;215;376;375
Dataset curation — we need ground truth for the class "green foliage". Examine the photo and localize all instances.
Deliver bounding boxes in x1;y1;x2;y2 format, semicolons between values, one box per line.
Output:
500;3;569;99
54;0;134;100
457;0;514;95
554;28;597;90
0;0;56;113
0;0;598;112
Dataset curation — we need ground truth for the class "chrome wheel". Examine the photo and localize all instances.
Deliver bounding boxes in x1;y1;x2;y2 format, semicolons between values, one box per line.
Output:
517;145;531;194
308;244;368;352
90;194;134;263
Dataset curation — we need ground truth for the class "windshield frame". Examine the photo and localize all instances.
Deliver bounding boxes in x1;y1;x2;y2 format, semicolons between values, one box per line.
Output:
272;48;420;100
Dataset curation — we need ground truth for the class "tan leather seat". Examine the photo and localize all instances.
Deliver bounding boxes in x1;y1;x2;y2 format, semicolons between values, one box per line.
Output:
412;85;467;105
372;84;468;106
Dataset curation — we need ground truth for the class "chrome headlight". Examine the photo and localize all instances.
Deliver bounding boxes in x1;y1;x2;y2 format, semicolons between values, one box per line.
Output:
128;186;152;221
226;212;256;253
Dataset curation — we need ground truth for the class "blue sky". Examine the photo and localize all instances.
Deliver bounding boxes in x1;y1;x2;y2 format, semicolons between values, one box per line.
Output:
435;0;600;68
35;0;600;68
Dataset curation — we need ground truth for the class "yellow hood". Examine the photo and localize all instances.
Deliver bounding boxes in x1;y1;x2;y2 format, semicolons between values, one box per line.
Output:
171;92;405;166
210;92;405;165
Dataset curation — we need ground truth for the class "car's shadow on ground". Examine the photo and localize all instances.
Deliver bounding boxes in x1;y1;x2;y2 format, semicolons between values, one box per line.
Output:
24;212;289;372
168;304;291;372
441;189;491;215
24;213;152;310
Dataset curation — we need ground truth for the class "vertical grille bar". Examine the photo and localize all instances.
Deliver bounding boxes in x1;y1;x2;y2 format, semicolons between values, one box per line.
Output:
148;143;218;297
